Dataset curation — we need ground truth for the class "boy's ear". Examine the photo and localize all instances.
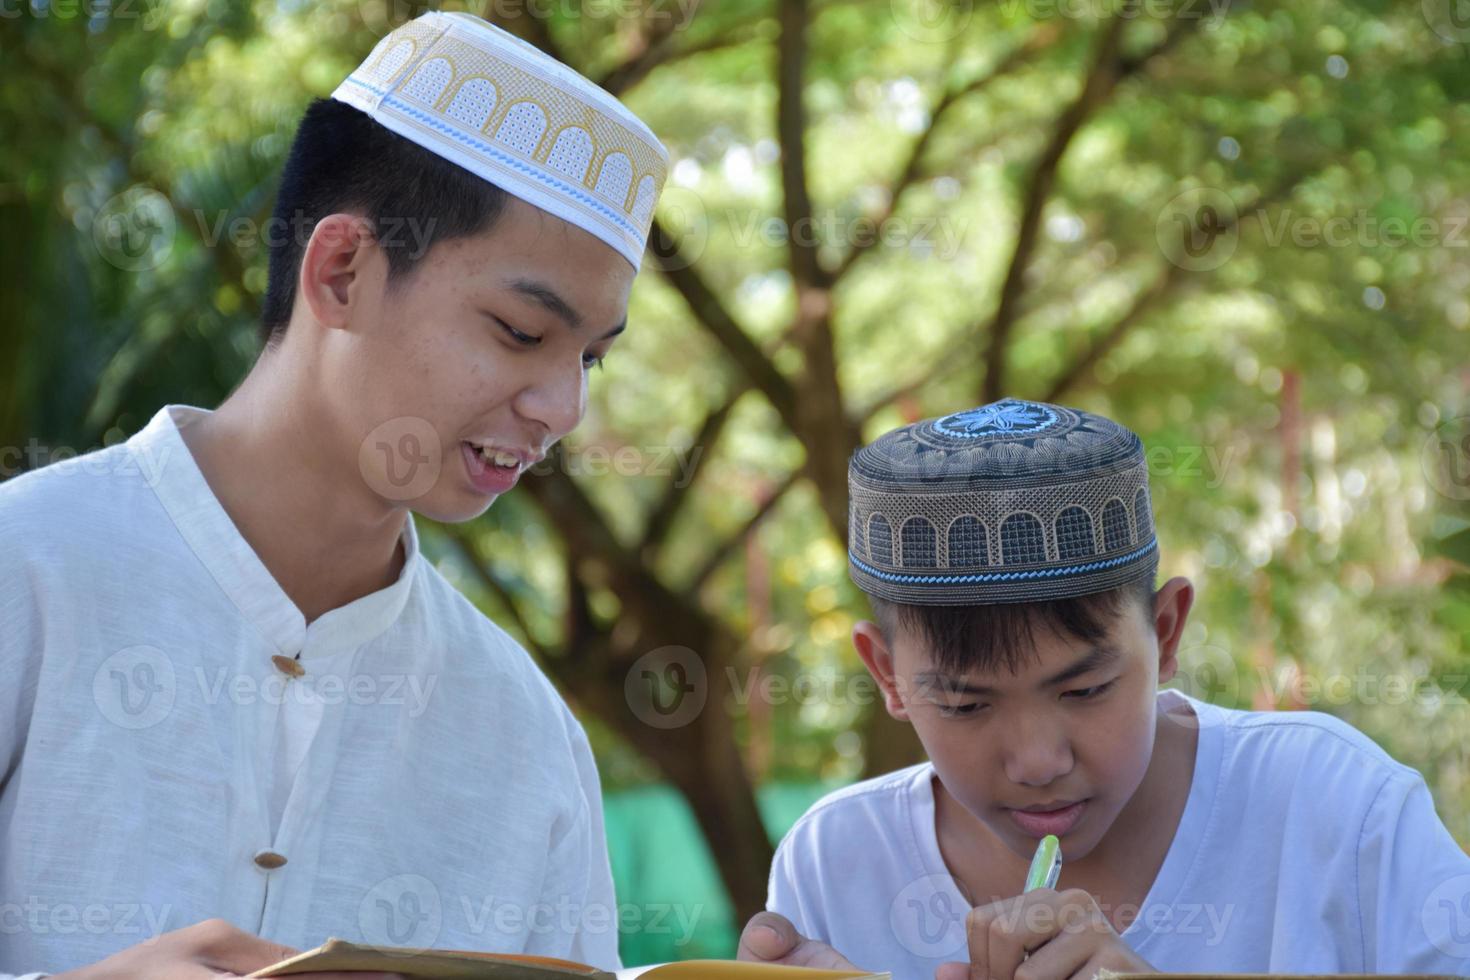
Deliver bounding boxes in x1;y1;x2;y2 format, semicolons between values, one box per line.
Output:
1151;576;1195;685
852;620;911;722
298;213;379;332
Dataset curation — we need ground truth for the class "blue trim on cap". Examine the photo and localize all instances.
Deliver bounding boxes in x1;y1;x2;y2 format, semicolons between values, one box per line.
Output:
342;75;642;241
850;540;1157;585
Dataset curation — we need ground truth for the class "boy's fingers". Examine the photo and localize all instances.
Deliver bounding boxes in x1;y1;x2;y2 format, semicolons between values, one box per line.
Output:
963;906;993;980
996;926;1091;980
933;961;969;980
737;911;801;961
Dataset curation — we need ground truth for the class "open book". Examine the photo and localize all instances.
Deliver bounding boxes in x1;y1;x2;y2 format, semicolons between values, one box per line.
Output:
249;939;1463;980
248;938;889;979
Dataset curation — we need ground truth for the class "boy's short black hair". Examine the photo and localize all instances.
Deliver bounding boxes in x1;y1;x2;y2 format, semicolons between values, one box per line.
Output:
259;98;511;348
869;571;1156;677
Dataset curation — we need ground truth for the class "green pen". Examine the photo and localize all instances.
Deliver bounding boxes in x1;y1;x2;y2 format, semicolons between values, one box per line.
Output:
1024;834;1063;891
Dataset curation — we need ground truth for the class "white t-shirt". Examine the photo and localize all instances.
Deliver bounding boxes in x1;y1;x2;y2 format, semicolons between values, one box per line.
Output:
0;405;620;978
768;689;1470;978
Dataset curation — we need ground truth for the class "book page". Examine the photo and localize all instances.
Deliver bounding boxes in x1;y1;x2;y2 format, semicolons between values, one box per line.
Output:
248;938;615;979
251;940;890;979
616;961;887;980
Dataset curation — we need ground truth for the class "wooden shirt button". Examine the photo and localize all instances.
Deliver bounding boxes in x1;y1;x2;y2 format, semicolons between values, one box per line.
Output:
271;655;305;678
253;850;287;870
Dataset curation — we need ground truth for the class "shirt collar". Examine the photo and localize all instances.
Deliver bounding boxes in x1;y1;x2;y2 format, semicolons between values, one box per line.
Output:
128;404;421;660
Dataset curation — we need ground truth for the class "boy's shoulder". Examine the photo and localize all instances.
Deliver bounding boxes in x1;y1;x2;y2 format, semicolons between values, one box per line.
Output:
1203;692;1421;785
777;761;934;852
0;444;146;551
1182;691;1429;840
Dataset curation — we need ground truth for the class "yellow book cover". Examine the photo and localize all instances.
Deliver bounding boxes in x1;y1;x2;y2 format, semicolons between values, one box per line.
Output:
248;938;890;980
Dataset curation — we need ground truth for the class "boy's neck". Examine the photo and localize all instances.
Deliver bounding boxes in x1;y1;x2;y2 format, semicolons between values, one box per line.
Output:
934;696;1199;931
178;358;408;625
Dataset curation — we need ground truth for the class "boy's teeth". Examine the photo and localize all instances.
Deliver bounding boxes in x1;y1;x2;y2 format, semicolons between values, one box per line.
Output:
475;446;519;468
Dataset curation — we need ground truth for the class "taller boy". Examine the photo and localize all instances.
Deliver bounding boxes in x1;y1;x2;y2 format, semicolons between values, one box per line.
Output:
0;12;666;978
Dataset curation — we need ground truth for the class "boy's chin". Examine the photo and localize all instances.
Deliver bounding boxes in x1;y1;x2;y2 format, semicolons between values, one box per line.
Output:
410;489;500;524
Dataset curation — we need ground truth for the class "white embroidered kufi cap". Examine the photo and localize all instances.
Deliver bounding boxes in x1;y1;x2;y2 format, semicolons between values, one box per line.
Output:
333;10;669;270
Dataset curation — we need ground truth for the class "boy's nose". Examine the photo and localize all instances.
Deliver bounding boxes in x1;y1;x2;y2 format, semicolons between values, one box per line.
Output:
514;357;587;441
1000;722;1075;787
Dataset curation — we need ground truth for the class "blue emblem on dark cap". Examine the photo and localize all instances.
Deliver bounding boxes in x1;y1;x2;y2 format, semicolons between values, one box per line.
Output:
932;399;1058;438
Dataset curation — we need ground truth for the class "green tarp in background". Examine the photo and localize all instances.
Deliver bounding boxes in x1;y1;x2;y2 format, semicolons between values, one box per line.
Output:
605;782;840;966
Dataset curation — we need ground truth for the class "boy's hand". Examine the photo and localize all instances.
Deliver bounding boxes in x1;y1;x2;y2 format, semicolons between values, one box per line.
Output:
737;911;864;972
935;889;1153;980
49;917;409;980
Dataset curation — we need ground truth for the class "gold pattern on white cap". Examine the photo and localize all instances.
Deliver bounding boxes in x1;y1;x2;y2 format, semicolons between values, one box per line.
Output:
332;11;668;269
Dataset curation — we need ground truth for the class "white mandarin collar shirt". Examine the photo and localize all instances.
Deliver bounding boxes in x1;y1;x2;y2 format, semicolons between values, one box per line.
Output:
0;405;619;978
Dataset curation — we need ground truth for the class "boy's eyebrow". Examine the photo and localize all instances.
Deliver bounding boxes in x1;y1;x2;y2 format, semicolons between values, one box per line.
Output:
918;645;1122;696
504;277;628;340
1043;644;1121;687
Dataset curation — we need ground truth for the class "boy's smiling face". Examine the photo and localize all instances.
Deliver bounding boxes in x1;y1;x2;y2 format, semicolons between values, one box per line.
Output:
293;196;634;524
853;578;1194;866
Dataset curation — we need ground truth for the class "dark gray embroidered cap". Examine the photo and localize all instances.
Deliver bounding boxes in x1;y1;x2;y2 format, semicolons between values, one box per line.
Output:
848;399;1158;605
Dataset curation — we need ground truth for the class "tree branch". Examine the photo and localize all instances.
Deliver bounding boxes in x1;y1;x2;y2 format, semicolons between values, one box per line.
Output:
1043;264;1183;403
596;5;692;95
979;15;1128;403
831;24;1063;284
690;469;802;593
489;6;562;58
520;447;645;577
777;0;825;290
648;220;800;426
617;25;768;86
1045;171;1307;402
641;383;750;556
440;526;553;661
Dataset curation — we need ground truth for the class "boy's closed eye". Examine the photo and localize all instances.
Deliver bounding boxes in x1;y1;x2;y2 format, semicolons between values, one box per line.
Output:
1062;678;1118;700
489;313;610;369
933;678;1119;718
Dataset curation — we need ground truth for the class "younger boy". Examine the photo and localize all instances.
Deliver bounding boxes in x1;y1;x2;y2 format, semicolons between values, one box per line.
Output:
739;399;1470;978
